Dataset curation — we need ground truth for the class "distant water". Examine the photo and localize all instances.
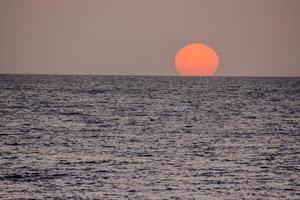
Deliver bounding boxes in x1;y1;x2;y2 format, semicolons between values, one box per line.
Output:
0;75;299;199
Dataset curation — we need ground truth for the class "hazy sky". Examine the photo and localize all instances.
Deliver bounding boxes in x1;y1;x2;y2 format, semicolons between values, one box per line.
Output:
0;0;299;76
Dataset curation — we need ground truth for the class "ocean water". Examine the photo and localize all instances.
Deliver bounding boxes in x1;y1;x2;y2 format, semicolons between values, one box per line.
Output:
0;75;299;199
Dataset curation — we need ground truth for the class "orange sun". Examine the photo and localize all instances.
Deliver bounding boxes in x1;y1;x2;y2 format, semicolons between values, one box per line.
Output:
175;43;219;76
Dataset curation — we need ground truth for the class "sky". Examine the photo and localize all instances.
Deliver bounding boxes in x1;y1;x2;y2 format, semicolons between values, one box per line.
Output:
0;0;299;76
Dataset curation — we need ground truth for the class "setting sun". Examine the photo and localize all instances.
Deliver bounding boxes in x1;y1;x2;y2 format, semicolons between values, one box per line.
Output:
175;43;219;76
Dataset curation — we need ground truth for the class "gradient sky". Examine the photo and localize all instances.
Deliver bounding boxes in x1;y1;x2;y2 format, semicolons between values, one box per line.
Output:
0;0;299;76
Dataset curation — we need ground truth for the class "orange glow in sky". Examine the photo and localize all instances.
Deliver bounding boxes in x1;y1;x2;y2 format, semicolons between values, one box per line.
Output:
175;43;219;76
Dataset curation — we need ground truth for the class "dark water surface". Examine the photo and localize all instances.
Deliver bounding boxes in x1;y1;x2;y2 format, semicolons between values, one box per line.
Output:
0;75;299;199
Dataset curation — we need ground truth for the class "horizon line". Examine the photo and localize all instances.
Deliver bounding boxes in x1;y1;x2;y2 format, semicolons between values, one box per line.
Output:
0;72;299;78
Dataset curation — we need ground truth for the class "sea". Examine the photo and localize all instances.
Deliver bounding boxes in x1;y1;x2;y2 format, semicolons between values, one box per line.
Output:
0;75;299;199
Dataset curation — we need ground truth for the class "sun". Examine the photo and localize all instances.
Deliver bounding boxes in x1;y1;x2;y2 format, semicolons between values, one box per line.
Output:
175;43;219;76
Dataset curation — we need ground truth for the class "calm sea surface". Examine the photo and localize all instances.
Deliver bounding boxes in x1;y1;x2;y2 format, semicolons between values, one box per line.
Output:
0;75;299;199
